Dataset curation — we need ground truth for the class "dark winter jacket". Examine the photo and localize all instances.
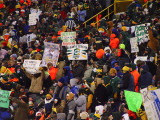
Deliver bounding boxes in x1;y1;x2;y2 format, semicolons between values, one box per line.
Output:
138;64;152;90
120;72;135;91
91;84;110;112
72;63;84;79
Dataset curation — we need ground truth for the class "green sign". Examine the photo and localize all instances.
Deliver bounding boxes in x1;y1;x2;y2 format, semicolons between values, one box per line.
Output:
124;90;142;112
0;90;11;108
135;23;150;43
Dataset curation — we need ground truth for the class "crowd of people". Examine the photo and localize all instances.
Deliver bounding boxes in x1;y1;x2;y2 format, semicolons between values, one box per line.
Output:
0;0;160;119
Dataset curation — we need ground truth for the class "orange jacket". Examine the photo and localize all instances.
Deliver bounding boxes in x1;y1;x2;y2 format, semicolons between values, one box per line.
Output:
49;67;58;80
130;70;140;92
109;34;119;50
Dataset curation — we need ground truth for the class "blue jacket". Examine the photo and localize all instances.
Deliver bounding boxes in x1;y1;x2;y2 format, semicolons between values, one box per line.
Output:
63;66;73;84
138;64;152;90
128;74;135;91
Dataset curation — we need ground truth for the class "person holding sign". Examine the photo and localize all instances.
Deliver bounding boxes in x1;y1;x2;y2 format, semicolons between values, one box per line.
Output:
23;67;45;93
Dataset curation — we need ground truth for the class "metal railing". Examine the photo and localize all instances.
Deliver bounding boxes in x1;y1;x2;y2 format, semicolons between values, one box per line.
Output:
77;0;158;30
78;3;114;29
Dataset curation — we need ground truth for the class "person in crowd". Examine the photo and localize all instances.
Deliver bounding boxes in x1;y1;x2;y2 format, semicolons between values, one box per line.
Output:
138;64;153;90
9;95;29;120
64;92;76;120
129;63;140;92
119;66;135;91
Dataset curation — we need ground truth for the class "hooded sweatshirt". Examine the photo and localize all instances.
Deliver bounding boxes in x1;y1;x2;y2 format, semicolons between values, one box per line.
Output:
109;34;119;50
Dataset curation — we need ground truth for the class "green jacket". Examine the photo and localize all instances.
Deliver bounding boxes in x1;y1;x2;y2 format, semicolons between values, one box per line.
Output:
109;76;120;98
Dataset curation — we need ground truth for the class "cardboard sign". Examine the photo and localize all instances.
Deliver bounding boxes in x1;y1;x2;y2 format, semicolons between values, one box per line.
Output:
130;37;139;53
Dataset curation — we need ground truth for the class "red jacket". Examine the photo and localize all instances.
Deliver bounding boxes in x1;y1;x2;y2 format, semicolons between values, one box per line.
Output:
109;34;119;50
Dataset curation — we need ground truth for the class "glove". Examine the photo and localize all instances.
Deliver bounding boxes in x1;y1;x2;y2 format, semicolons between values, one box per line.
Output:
39;67;43;71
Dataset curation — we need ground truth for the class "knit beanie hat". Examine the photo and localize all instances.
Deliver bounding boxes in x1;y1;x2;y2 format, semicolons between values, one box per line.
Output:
46;94;52;99
110;34;116;39
49;86;55;91
122;66;130;72
109;68;117;75
129;63;136;71
119;44;125;49
121;26;127;31
58;77;65;84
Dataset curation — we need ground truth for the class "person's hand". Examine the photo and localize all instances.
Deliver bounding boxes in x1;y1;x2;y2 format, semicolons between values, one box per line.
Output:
39;67;43;71
22;67;25;71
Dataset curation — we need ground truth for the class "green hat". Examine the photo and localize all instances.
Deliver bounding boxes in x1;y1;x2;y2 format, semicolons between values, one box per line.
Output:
129;63;136;71
86;77;94;86
49;86;55;91
119;44;125;49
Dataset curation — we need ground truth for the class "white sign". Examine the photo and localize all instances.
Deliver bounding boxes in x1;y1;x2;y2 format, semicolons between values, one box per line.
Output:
140;88;160;120
23;60;41;74
29;13;37;26
61;32;76;46
41;42;60;67
134;56;148;64
130;37;139;53
67;44;88;60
